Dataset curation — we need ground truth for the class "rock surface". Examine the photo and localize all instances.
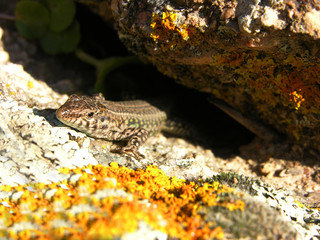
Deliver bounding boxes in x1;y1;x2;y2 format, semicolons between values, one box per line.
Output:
0;24;319;238
78;0;320;152
1;0;320;237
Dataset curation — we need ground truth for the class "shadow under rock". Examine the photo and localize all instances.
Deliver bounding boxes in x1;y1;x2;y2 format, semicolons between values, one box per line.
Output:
33;108;61;127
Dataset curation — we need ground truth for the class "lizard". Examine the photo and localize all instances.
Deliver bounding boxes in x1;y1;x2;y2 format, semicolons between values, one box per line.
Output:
56;93;283;159
56;93;168;159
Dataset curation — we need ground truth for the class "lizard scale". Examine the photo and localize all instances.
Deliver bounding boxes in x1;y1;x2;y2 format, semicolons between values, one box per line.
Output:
56;93;167;159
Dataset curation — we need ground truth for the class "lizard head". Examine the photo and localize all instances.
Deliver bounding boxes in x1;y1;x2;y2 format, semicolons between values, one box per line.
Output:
56;94;108;135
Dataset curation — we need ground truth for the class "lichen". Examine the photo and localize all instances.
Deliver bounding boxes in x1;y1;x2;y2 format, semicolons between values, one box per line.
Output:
0;163;252;239
209;50;320;142
150;11;202;52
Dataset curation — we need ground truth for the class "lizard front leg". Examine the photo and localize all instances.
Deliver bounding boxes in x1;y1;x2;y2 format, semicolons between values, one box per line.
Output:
110;128;150;159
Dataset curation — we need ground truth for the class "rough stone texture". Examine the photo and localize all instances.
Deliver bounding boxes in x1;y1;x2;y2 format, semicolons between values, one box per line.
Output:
0;26;220;186
78;0;320;152
0;15;320;239
0;57;98;186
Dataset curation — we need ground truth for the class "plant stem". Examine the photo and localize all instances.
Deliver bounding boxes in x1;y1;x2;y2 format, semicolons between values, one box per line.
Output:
0;14;15;21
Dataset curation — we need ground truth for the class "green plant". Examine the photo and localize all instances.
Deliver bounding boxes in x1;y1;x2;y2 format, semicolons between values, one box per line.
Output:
14;0;80;55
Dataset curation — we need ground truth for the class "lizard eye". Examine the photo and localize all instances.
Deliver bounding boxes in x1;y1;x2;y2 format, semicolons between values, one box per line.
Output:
87;112;94;117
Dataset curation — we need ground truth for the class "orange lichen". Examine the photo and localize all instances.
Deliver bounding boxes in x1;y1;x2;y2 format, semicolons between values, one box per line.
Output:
150;11;200;51
289;89;305;110
211;51;320;110
0;163;247;239
209;50;320;142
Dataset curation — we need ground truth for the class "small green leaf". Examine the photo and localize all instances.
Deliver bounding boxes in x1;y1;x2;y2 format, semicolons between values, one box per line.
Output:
60;20;80;53
15;0;50;39
43;0;76;32
39;20;80;55
39;31;61;55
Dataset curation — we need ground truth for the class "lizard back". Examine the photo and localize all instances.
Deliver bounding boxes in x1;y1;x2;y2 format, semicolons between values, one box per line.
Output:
56;94;167;140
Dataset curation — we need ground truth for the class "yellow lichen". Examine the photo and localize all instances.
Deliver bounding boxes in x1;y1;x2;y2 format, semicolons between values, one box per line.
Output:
27;81;34;90
150;11;200;51
209;50;320;142
0;163;249;239
289;89;305;110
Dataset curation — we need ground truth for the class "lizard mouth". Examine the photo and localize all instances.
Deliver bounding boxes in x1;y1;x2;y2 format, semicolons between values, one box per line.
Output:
56;108;68;121
56;108;77;127
56;107;96;135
